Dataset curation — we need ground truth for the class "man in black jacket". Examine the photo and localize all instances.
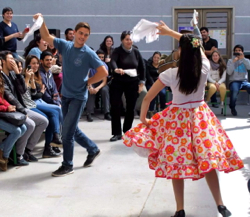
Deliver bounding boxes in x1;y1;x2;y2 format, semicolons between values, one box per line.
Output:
0;51;48;165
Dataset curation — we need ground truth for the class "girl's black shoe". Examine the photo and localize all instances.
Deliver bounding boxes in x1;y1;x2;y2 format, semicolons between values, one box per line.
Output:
171;209;185;217
218;205;232;217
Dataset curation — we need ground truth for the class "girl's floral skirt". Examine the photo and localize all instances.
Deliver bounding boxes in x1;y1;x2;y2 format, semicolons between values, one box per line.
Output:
123;103;243;180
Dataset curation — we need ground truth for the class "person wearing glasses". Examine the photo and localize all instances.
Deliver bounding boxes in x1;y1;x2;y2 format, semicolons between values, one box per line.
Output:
110;30;145;142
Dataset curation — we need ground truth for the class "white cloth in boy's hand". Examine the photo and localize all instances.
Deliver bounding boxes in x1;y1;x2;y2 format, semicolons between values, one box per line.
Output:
23;16;43;43
131;19;159;43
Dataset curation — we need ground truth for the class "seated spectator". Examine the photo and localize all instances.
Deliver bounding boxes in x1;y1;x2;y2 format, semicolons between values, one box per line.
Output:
86;49;111;121
206;51;227;109
23;55;62;157
146;51;166;117
64;28;74;41
227;44;250;116
47;42;63;93
23;33;48;59
39;51;62;107
0;51;48;165
15;58;23;73
0;57;27;171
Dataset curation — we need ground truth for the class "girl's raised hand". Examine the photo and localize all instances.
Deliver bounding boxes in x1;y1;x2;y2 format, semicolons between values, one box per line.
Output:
156;21;172;36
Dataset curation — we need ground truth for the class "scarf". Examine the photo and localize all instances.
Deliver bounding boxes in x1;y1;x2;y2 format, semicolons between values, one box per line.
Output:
210;60;219;70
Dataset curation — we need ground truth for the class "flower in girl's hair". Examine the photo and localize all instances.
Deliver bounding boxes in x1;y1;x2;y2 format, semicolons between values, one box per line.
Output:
191;38;200;48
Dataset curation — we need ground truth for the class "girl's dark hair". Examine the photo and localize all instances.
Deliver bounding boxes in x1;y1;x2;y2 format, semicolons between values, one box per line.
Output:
152;51;161;58
233;44;244;52
120;31;131;41
99;35;114;54
15;59;23;73
25;55;43;86
0;57;4;98
210;51;227;78
177;34;202;95
23;34;42;58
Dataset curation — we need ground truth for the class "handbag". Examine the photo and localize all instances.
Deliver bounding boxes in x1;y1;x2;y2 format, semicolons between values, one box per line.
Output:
0;111;27;126
158;49;180;74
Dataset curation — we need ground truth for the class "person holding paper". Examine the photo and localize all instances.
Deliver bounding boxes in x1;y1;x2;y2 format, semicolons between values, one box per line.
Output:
0;7;28;60
110;31;145;142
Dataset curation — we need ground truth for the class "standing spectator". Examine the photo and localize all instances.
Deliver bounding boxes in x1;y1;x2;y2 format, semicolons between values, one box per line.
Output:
0;7;28;59
86;49;111;122
206;51;227;109
0;51;48;165
146;51;167;117
64;28;74;41
200;26;219;107
110;30;145;142
34;13;108;177
0;57;27;171
227;44;250;116
23;33;48;59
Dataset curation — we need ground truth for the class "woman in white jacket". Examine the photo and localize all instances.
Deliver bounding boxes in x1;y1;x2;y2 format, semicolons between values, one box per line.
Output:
206;51;227;108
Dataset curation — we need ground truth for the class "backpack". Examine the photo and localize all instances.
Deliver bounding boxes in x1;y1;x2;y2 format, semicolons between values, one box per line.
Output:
158;49;179;74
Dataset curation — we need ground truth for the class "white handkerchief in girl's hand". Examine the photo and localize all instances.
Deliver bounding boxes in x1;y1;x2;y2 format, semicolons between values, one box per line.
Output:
123;69;137;77
23;16;44;43
131;19;159;43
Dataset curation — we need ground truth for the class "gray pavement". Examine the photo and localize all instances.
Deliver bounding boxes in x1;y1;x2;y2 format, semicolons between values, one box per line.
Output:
1;105;250;217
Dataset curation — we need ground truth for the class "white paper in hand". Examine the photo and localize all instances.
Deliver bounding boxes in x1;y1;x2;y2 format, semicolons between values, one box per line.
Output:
123;69;137;77
23;16;43;43
130;19;159;43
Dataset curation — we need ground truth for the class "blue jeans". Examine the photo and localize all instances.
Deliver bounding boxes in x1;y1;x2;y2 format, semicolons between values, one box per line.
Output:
61;96;99;168
229;81;250;109
0;120;27;158
147;85;166;111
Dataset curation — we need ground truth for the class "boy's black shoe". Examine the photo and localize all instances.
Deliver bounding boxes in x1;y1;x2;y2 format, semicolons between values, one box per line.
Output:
50;133;63;148
83;150;101;167
52;147;61;154
52;165;74;177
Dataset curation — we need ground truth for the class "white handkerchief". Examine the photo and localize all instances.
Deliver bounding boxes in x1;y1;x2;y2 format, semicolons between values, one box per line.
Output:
23;16;44;43
131;19;159;43
123;69;137;77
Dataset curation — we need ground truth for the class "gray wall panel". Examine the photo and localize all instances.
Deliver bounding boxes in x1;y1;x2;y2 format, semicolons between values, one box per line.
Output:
0;1;249;59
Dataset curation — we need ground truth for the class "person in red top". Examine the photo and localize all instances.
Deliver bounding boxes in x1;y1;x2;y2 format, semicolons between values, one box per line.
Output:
0;57;27;171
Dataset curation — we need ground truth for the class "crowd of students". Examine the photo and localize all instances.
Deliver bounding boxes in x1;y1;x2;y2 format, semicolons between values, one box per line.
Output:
0;5;249;217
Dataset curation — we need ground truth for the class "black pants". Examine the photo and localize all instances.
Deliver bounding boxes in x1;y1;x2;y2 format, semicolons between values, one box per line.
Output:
110;79;139;135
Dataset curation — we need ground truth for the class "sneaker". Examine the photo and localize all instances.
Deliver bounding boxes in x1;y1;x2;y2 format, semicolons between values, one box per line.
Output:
42;147;61;158
51;165;74;177
23;152;38;162
50;133;63;148
104;113;111;121
17;156;29;166
87;113;93;122
83;150;101;167
52;147;61;154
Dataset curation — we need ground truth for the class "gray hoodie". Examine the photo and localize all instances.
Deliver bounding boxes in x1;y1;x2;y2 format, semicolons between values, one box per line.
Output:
227;58;250;84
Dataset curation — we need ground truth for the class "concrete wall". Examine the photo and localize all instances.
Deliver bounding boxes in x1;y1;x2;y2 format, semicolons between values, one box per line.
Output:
1;0;250;60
